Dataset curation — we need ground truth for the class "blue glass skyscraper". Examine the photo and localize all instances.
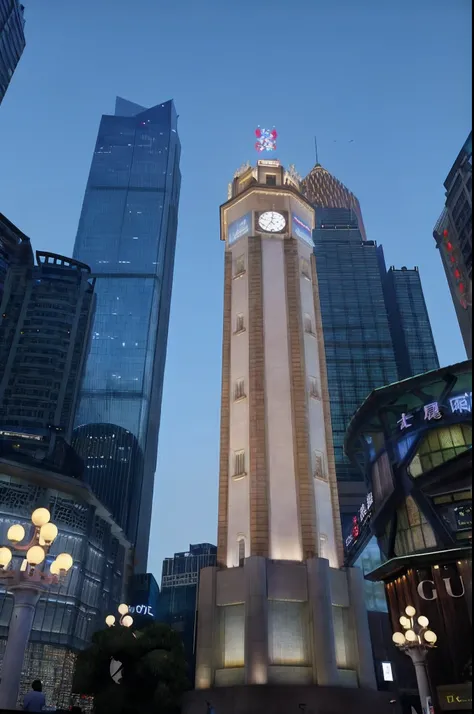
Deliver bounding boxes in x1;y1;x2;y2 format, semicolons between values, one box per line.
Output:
72;97;181;571
302;164;437;534
381;264;439;379
0;0;25;105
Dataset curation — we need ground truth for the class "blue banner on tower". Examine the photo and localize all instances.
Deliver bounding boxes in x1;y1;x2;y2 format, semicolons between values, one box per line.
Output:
228;212;252;245
292;214;313;246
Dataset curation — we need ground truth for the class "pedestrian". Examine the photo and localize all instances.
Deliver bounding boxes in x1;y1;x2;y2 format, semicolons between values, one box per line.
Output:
22;679;46;711
206;701;216;714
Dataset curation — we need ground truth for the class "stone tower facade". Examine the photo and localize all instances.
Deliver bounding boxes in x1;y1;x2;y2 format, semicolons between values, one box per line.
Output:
185;161;395;714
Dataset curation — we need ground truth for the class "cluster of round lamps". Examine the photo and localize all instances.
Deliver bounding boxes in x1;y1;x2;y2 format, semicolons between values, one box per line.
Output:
106;603;134;629
0;508;73;576
392;606;438;648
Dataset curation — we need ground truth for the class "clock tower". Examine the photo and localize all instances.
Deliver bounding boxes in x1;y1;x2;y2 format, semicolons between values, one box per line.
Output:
184;160;395;714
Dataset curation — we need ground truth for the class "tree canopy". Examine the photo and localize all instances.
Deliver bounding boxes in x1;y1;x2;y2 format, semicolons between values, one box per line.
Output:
73;621;189;714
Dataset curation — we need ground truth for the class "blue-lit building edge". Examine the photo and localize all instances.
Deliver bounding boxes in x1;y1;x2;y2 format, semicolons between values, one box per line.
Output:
0;0;25;104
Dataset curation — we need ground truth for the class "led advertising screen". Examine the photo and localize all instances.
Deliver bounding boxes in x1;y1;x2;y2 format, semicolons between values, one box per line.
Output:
228;212;252;246
292;214;313;246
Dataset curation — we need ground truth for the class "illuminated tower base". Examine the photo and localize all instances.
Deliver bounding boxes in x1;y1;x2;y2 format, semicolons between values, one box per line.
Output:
184;160;396;713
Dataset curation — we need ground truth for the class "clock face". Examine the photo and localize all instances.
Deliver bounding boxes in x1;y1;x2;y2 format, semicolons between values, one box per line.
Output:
258;211;286;233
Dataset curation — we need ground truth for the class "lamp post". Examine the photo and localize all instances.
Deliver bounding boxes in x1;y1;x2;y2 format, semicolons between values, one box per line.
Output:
106;605;134;686
0;508;74;709
392;606;438;714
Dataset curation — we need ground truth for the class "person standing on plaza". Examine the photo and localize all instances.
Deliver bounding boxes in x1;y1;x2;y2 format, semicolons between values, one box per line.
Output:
22;679;46;711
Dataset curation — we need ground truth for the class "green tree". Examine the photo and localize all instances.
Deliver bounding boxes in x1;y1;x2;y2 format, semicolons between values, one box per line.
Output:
73;622;189;714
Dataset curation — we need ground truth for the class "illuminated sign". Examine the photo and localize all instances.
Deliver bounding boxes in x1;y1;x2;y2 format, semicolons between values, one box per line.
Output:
255;127;277;152
417;574;466;601
345;492;374;549
228;212;252;246
397;392;472;431
0;430;44;441
381;662;394;682
257;159;280;168
438;684;473;711
129;604;154;618
292;214;313;246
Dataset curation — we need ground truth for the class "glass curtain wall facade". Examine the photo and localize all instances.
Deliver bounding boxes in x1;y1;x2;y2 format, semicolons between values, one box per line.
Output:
302;164;438;536
301;167;399;532
0;0;25;105
0;466;130;709
0;211;33;301
382;265;439;379
0;252;95;471
159;544;217;678
72;97;181;571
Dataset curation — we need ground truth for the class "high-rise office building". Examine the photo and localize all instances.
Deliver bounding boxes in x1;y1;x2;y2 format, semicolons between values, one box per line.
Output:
433;132;472;358
0;212;33;302
186;159;394;714
382;264;439;379
301;165;438;534
0;0;25;105
72;97;181;571
0;250;95;473
302;166;399;532
0;243;130;708
159;544;217;679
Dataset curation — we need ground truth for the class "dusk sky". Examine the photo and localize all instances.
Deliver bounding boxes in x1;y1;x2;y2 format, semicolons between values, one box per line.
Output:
0;0;471;579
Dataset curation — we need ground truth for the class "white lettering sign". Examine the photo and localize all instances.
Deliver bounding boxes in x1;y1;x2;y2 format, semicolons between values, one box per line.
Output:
450;393;473;415
417;576;465;601
129;605;154;617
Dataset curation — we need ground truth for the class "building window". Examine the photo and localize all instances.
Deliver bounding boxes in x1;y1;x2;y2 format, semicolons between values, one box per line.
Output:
238;537;245;567
234;378;246;401
309;377;320;400
319;534;328;559
235;313;245;333
234;255;245;278
301;259;311;280
266;174;277;186
304;313;313;334
233;450;246;478
313;450;326;480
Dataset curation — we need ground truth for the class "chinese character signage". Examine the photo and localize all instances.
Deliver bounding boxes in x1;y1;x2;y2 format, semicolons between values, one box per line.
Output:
292;214;313;246
437;684;473;711
228;212;252;246
345;492;374;550
397;392;472;432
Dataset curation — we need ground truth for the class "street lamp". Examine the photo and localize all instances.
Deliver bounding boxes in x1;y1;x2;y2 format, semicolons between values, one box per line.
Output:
392;606;438;714
0;508;74;709
106;603;134;629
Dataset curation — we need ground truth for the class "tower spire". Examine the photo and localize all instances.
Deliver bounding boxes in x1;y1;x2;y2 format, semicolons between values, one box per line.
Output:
314;135;320;165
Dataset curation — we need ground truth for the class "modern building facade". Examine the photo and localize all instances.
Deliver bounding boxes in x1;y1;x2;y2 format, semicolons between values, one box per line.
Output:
0;212;33;302
302;167;399;533
0;457;132;709
159;543;217;679
0;0;25;105
72;97;181;571
433;132;472;358
129;572;160;621
185;160;395;714
301;165;438;538
0;251;95;472
345;360;472;712
382;265;439;380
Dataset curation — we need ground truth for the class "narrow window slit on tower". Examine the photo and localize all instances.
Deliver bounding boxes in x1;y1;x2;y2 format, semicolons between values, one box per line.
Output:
233;450;246;478
234;378;246;401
